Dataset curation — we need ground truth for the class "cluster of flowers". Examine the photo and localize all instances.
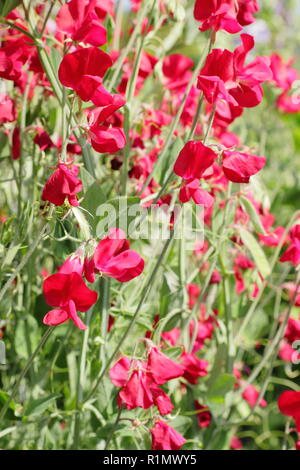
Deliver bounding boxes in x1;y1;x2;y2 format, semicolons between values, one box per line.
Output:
109;338;206;450
43;228;144;330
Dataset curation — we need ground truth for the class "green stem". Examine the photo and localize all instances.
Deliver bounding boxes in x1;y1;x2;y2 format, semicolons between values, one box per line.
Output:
72;310;92;449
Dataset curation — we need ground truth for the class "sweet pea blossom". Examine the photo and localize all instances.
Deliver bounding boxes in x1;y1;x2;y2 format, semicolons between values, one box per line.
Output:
197;34;273;108
84;228;144;283
43;271;98;330
42;163;82;207
56;0;107;47
58;47;113;106
278;391;300;432
150;420;186;450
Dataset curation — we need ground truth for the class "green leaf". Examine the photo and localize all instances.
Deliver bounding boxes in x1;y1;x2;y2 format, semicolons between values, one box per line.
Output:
1;243;20;267
24;393;61;417
240;196;266;235
206;373;235;404
0;391;17;420
0;0;22;16
79;167;96;192
239;228;271;278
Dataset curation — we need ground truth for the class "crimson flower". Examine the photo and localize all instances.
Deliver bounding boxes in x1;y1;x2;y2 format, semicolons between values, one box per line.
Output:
147;344;185;385
179;179;214;207
43;272;98;330
197;34;272;108
84;228;144;283
222;150;266;183
278;391;300;432
150;420;186;450
87;95;126;153
173;141;217;180
12;126;21;160
58;47;113;106
194;0;242;34
280;225;300;266
109;357;174;415
42;163;82;207
180;352;209;385
56;0;107;47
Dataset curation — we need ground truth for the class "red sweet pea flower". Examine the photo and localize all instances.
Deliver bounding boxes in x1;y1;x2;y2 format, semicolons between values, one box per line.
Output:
109;357;174;415
56;0;107;47
197;34;272;108
87;96;126;154
236;0;259;26
42;163;82;207
284;318;300;344
89;126;126;154
94;0;114;19
180;352;209;384
179;179;214;207
174;141;217;180
147;344;185;385
33;128;54;151
118;361;154;411
84;228;144;283
150;420;186;450
194;0;242;34
222;150;266;183
280;225;300;266
278;391;300;432
162;54;194;92
58;47;113;106
43;272;98;330
0;37;34;82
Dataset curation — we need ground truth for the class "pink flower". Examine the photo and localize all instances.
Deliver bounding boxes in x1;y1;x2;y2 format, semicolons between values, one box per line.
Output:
84;228;144;283
179;179;214;207
150;420;186;450
0;94;16;124
109;357;174;415
42;163;82;207
242;384;267;408
230;435;243;450
180;352;209;384
280;225;300;266
147;344;185;385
